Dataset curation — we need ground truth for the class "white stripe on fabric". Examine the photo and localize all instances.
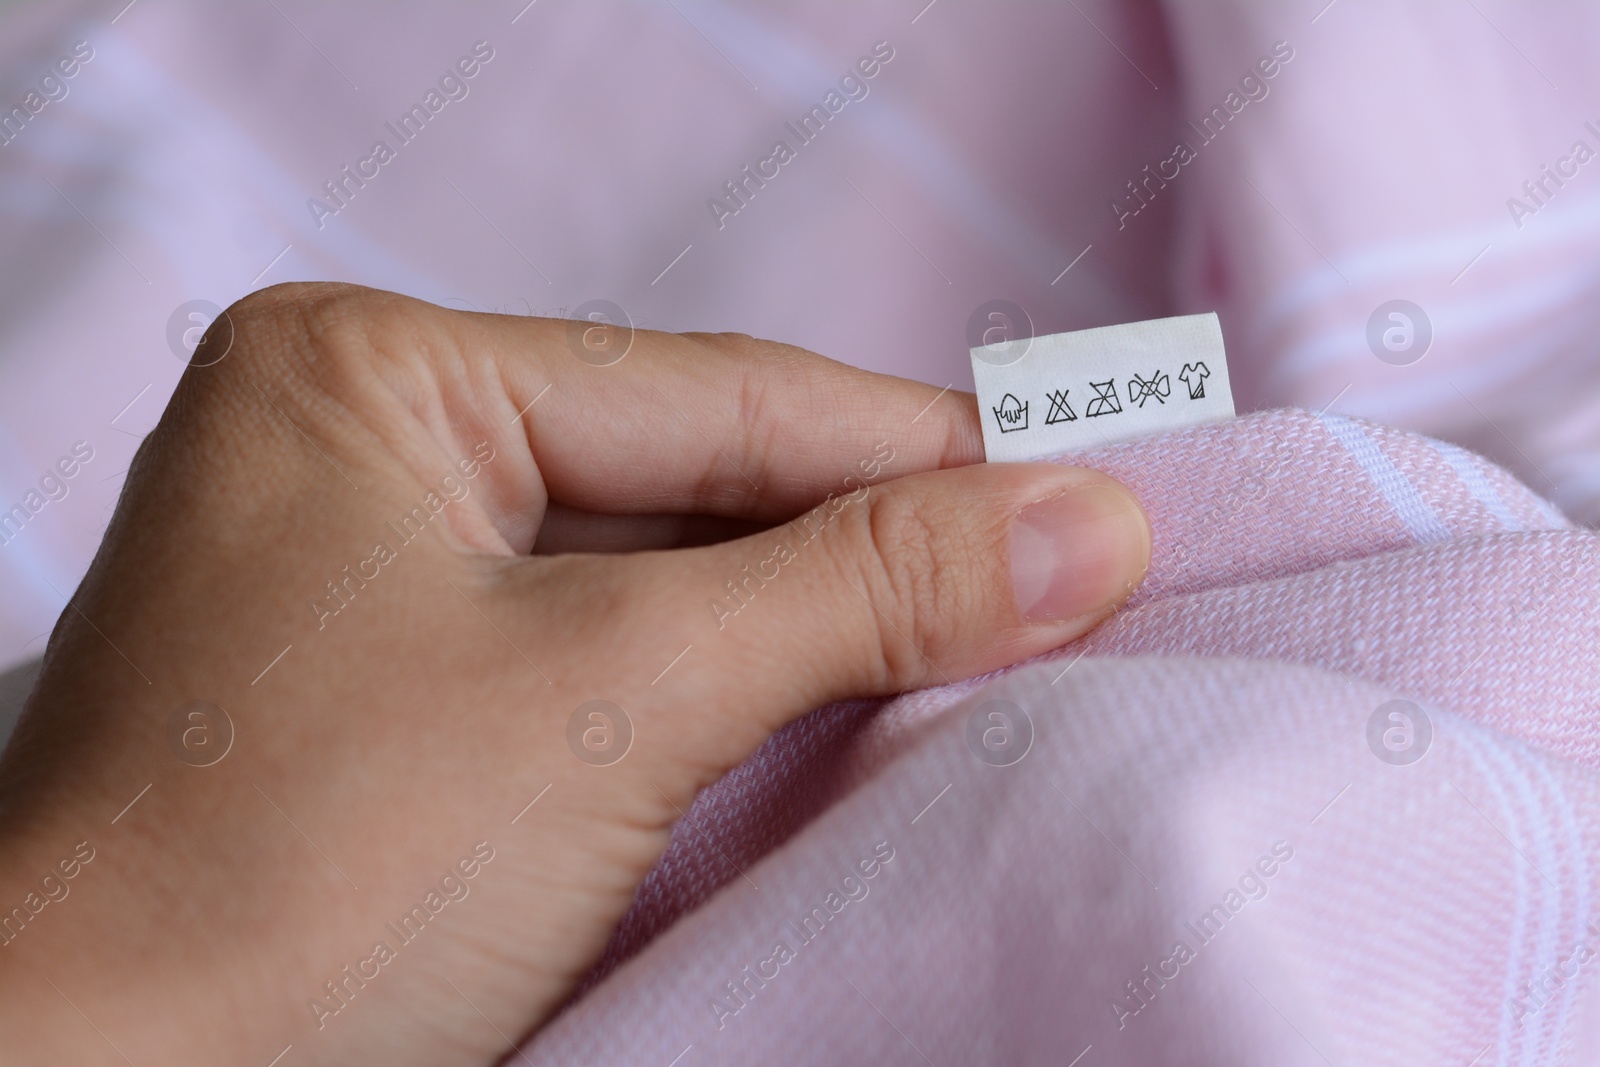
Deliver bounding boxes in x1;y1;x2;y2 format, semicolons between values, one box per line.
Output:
1255;186;1600;386
1319;414;1453;544
1457;729;1542;1067
682;1;1131;314
1429;439;1522;532
1476;734;1567;1067
1526;751;1590;1064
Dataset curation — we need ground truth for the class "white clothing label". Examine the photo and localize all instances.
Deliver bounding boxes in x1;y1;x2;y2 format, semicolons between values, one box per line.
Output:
970;312;1234;462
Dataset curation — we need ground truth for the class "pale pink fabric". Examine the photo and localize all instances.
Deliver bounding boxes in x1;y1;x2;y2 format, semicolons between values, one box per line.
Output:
4;1;1600;665
1;4;1598;1065
529;409;1600;1066
0;0;1174;665
1163;1;1600;525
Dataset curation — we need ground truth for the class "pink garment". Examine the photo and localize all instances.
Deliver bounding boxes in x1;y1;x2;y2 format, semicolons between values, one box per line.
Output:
525;409;1600;1065
0;3;1598;1062
3;1;1600;666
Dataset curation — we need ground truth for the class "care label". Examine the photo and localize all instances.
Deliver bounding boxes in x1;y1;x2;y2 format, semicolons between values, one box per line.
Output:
969;312;1234;462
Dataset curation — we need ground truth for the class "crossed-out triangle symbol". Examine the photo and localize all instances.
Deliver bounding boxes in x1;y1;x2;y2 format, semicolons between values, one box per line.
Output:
1046;389;1076;424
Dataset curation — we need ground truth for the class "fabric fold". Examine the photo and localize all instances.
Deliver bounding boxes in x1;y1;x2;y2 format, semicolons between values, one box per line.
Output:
536;410;1600;1066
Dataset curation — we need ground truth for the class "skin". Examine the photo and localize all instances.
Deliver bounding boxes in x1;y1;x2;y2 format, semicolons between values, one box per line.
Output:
0;283;1148;1064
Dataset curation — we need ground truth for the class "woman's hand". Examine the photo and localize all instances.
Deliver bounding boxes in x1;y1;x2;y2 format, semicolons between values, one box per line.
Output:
0;283;1149;1065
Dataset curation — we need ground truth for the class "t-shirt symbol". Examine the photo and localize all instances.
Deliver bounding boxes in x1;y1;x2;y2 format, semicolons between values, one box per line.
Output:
1178;361;1210;400
1085;379;1122;417
1127;370;1170;408
1045;389;1077;424
992;392;1028;433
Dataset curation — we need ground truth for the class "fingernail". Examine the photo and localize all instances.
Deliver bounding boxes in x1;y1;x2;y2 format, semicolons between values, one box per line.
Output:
1009;482;1150;622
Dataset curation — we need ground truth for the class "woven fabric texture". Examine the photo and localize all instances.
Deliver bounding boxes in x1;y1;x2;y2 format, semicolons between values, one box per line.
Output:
526;409;1600;1067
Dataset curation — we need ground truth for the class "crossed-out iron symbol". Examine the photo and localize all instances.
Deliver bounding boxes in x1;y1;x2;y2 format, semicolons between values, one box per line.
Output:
1127;370;1171;408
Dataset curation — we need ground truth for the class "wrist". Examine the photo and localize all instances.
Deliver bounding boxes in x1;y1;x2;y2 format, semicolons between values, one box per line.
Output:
0;687;279;1065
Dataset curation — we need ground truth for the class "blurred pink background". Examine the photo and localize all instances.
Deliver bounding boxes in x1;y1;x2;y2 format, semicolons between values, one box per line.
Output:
2;0;1598;668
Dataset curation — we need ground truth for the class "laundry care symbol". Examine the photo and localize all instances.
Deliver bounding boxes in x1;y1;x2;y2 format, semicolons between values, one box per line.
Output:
1085;379;1122;418
1127;370;1170;408
993;392;1028;433
1178;361;1210;400
1045;388;1077;424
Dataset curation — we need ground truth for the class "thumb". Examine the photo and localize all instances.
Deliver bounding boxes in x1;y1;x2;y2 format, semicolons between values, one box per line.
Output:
598;462;1150;760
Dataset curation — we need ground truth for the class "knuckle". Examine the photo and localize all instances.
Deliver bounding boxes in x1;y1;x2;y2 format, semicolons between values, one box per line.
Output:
727;362;779;503
209;283;453;411
162;283;461;471
280;284;421;385
225;281;372;358
842;488;957;689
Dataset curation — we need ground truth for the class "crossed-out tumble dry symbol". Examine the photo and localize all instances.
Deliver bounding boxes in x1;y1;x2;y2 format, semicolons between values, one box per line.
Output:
1127;370;1170;408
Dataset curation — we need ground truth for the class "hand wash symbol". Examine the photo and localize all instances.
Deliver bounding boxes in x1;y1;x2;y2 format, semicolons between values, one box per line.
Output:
993;393;1028;433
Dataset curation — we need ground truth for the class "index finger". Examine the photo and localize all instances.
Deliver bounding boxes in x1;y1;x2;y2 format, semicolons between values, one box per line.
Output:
465;311;985;520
